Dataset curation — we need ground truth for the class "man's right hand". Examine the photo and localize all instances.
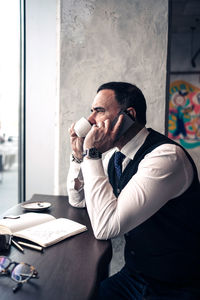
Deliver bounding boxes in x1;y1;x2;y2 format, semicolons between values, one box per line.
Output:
83;114;124;153
69;123;84;160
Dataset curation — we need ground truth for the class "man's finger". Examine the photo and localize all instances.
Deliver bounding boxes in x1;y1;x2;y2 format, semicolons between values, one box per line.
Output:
113;114;124;130
112;114;124;138
69;123;78;136
104;119;111;130
97;121;104;128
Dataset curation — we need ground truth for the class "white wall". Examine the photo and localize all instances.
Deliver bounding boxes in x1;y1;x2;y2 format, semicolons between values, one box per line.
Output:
26;0;58;200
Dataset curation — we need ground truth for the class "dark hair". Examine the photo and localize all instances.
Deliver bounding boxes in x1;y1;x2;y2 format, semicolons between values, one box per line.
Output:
97;82;147;125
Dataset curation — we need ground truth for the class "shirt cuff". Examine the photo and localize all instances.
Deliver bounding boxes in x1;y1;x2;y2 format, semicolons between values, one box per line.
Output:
82;158;105;177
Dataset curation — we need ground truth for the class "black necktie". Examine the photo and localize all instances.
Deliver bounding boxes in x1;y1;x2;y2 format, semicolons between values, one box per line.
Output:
114;152;125;179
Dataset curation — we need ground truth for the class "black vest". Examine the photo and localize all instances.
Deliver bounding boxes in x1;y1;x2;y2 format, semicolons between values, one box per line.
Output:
108;129;200;283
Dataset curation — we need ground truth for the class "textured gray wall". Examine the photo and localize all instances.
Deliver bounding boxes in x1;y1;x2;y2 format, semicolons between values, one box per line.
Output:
59;0;168;194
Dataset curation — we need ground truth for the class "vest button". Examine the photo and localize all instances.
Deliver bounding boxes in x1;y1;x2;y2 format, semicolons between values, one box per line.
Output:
117;188;120;194
130;250;135;256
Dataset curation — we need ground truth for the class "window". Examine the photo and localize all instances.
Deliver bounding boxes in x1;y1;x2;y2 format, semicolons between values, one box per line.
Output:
0;0;25;214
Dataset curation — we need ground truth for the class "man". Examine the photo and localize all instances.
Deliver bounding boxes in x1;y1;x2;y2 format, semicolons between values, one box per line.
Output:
67;82;200;299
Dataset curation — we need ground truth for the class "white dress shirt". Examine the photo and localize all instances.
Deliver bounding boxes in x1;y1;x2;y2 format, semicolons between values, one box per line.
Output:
67;127;194;240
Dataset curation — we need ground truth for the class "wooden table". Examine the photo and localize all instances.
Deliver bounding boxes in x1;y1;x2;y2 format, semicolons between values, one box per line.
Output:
0;194;112;300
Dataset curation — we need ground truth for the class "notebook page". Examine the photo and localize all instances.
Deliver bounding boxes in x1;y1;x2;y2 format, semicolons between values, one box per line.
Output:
14;218;87;247
0;213;55;233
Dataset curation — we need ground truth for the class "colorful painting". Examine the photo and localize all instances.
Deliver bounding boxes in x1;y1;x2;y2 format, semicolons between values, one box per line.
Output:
168;80;200;148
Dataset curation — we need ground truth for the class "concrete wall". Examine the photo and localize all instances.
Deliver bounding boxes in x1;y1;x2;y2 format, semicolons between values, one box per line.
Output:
170;32;200;178
59;0;169;194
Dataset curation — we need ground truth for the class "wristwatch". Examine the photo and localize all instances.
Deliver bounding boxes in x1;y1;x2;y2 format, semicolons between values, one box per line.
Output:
83;148;102;159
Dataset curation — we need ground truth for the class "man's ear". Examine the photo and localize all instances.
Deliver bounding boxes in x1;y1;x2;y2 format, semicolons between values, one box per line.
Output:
125;107;136;121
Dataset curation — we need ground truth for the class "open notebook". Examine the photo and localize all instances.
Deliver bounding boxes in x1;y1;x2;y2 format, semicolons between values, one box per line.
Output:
0;213;87;247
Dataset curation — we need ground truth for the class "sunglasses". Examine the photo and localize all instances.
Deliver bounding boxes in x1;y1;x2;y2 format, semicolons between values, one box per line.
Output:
0;256;39;292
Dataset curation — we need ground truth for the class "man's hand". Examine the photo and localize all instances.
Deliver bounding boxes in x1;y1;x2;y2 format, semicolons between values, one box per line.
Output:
69;124;84;159
83;114;124;153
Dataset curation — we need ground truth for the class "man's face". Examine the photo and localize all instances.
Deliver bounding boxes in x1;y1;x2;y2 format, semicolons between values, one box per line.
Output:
88;89;121;125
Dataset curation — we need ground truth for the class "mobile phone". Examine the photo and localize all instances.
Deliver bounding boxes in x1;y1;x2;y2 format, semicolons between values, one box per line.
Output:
111;111;135;139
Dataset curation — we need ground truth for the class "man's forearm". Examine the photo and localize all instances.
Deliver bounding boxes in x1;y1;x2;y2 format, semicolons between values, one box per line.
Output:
81;158;120;239
67;158;86;208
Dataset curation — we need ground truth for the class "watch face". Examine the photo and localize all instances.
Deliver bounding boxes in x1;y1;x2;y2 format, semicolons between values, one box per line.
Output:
86;148;102;159
90;148;97;157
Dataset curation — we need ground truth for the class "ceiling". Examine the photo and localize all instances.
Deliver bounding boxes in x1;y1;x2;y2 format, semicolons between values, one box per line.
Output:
171;0;200;33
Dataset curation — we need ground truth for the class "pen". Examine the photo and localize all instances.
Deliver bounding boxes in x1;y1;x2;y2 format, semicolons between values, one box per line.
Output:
18;241;43;252
12;239;24;253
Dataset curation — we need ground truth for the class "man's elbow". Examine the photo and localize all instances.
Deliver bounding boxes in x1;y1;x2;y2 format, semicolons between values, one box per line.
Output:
93;226;116;240
68;197;86;208
94;231;108;240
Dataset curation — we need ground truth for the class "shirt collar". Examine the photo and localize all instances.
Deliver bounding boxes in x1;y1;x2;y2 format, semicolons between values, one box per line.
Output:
118;127;149;160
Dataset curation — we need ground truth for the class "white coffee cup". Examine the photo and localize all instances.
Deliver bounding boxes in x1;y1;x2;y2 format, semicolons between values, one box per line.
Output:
74;117;92;137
